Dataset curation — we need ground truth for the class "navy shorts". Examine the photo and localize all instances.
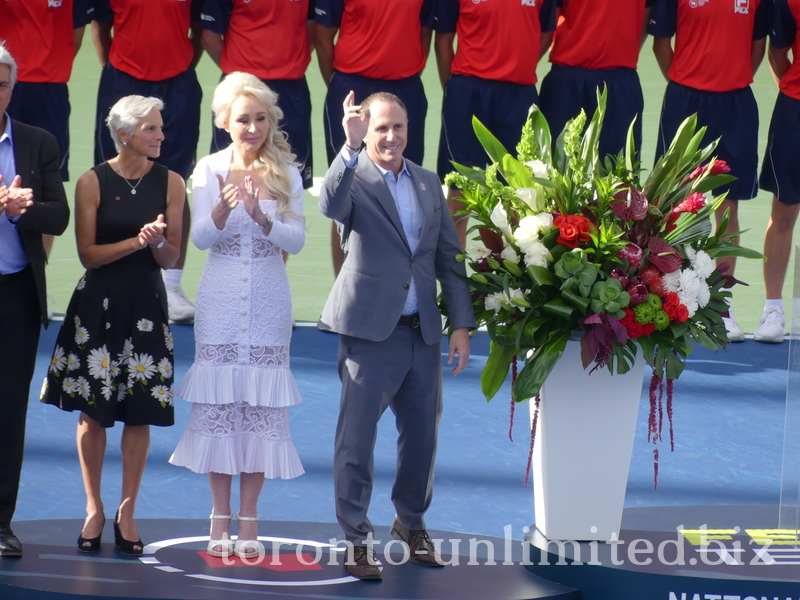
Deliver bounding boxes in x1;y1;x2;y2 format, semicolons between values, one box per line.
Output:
760;92;800;205
95;63;202;179
539;64;644;161
7;82;71;181
211;76;313;189
323;71;428;165
656;81;759;201
437;74;538;180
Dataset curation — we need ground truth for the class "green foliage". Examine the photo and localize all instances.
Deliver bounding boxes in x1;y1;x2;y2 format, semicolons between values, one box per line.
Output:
441;88;760;403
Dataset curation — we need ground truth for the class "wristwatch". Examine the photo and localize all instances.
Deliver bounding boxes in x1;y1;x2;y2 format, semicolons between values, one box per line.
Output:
150;239;165;249
261;213;273;229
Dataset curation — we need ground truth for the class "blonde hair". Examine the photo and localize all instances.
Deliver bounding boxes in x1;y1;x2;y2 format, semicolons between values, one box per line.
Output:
212;72;300;218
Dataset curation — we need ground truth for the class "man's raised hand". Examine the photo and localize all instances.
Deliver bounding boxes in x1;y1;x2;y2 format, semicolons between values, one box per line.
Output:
342;90;369;153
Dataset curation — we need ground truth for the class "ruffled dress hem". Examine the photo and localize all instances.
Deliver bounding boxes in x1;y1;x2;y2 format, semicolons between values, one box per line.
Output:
176;364;301;407
169;431;304;478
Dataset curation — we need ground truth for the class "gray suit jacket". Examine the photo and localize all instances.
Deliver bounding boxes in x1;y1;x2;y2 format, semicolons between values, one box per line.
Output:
318;150;475;345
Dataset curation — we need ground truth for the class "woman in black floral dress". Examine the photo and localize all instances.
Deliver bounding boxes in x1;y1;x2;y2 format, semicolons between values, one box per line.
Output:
41;96;185;555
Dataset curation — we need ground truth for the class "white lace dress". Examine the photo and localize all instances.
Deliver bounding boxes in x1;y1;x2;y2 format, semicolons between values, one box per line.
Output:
170;148;305;478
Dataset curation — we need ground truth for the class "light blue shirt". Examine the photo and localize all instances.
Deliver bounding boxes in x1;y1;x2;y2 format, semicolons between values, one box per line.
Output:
0;114;28;275
341;147;423;315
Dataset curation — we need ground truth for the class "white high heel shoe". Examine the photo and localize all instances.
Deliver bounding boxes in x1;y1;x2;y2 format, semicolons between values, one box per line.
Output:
206;514;234;557
234;512;261;559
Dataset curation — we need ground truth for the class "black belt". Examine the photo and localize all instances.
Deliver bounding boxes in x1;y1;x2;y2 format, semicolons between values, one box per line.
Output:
397;314;420;328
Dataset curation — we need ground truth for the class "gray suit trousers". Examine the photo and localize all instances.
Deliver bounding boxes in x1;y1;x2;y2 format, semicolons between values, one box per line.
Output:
334;325;443;544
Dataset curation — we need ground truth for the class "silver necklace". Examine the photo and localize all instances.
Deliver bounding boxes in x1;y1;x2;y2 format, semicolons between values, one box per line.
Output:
117;161;145;195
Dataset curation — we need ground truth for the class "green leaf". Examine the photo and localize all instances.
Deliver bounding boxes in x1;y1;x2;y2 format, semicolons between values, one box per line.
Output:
481;342;516;401
503;260;523;277
561;289;591;312
512;331;571;401
527;104;552;164
528;265;559;287
473;116;510;165
543;298;573;319
501;154;536;190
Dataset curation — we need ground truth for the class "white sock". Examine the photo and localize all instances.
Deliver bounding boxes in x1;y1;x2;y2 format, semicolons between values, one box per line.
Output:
765;299;783;310
163;269;183;288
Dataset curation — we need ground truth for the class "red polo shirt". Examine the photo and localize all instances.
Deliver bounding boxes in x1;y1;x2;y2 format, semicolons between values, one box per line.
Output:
315;0;434;80
648;0;770;92
94;0;201;82
550;0;654;70
0;0;93;83
772;0;800;100
201;0;314;81
434;0;557;86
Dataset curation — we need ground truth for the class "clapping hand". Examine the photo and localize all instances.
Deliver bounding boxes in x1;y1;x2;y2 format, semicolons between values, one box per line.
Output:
0;174;34;218
241;175;264;224
342;90;368;153
216;173;240;211
138;214;167;248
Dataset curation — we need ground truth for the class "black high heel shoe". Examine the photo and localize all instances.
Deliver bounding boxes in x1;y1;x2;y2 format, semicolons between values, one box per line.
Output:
77;514;105;553
113;510;143;556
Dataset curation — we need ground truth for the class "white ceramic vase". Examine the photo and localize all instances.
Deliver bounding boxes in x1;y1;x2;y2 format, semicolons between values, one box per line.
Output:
531;339;645;541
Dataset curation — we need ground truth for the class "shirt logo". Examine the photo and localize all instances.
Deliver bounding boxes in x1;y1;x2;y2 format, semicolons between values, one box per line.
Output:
47;0;63;6
733;0;749;14
521;0;537;5
687;0;709;7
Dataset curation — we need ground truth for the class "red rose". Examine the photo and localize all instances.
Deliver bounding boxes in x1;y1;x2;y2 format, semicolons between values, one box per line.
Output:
554;214;594;248
663;303;678;321
676;304;689;322
663;292;680;308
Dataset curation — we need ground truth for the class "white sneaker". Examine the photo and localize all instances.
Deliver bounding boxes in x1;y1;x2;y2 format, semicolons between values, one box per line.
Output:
753;305;785;343
167;284;196;323
723;309;745;343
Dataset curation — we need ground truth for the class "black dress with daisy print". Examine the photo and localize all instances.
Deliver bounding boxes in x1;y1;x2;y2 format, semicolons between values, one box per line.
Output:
41;162;175;428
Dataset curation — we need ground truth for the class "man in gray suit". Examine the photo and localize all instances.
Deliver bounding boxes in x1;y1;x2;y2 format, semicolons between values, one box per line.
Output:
318;91;475;580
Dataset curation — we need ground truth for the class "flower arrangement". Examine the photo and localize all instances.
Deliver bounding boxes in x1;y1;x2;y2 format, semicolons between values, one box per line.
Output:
444;92;761;484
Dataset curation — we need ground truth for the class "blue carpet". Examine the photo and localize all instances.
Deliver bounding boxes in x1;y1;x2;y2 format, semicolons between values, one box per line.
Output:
16;324;789;541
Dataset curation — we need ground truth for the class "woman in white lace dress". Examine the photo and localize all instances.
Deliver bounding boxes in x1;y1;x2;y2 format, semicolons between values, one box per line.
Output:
170;72;305;559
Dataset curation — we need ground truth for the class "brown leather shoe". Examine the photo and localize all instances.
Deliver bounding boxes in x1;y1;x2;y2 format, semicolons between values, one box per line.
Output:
345;545;382;580
390;518;444;567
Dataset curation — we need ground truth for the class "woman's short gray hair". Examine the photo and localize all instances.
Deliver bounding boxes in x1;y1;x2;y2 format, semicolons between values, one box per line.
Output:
106;95;165;152
0;43;18;88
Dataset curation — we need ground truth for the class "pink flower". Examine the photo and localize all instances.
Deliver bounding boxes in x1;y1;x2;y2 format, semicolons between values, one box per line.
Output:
687;160;731;181
673;193;707;215
647;238;682;274
617;243;642;269
611;186;648;221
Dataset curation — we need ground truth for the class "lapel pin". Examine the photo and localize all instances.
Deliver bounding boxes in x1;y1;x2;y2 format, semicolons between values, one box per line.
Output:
419;182;427;191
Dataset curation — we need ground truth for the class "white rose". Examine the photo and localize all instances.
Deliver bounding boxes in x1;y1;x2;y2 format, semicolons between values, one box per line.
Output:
501;246;519;264
520;240;551;268
529;212;554;233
